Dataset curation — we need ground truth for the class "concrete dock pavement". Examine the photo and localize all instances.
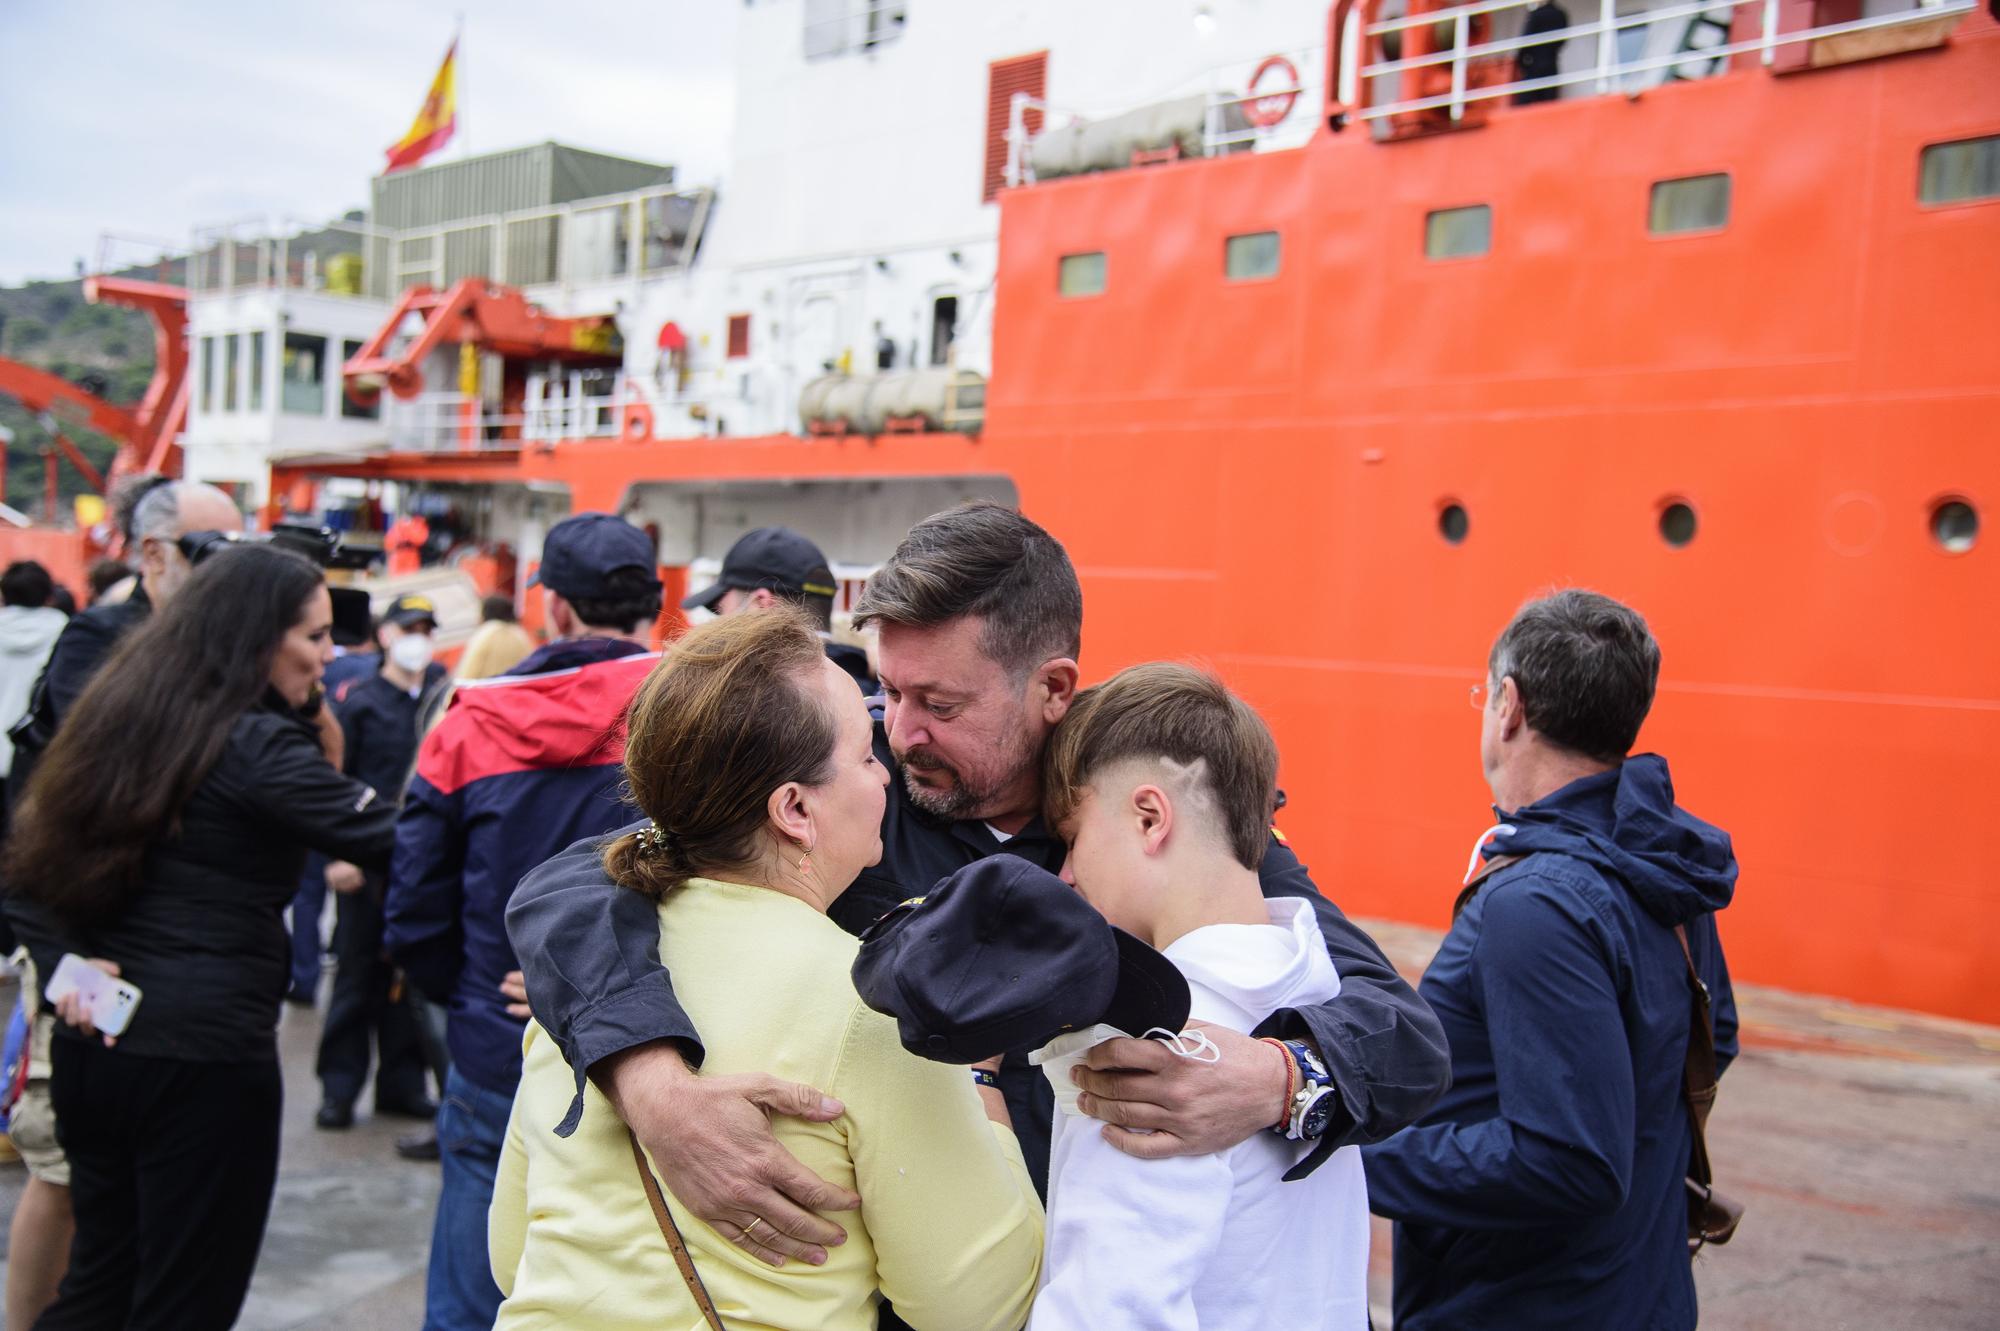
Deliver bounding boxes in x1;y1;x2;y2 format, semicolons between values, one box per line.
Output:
2;923;1997;1328
1362;919;2000;1330
0;981;441;1329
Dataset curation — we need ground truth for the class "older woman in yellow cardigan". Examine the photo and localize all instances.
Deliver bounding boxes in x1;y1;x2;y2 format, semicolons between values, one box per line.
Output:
489;608;1043;1331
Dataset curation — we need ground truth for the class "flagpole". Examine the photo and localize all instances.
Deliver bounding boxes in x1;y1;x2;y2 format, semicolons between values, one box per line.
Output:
457;15;469;160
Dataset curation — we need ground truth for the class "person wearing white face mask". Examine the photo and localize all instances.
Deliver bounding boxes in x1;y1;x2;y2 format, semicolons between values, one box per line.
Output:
314;594;445;1131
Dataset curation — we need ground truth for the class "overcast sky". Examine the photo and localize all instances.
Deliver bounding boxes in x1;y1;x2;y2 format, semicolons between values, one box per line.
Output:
0;0;738;285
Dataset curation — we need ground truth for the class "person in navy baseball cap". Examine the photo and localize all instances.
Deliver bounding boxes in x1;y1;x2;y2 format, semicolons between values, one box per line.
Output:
382;592;440;632
683;526;876;695
682;526;838;619
851;856;1190;1065
529;513;663;601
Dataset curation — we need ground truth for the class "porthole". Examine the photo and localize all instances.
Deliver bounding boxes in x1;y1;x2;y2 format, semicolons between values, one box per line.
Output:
1425;205;1491;260
1058;252;1107;297
1438;502;1469;544
1659;501;1697;547
1224;231;1281;281
1919;135;2000;206
1649;174;1731;235
1930;498;1978;553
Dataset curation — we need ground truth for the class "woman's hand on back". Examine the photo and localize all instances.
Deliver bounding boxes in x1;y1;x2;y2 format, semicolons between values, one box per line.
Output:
599;1042;861;1269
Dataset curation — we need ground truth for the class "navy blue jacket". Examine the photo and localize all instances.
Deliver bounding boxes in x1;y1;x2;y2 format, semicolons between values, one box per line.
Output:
331;665;444;804
1362;755;1737;1331
508;720;1452;1198
383;638;657;1096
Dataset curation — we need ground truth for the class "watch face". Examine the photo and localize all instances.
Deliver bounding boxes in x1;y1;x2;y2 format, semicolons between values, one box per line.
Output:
1302;1091;1335;1140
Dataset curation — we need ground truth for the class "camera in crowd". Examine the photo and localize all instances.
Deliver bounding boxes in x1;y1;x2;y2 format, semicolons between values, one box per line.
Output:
178;524;377;646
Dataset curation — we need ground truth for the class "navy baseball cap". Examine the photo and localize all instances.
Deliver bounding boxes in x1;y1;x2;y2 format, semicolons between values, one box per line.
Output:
382;593;438;630
851;857;1191;1065
682;526;838;612
529;513;661;600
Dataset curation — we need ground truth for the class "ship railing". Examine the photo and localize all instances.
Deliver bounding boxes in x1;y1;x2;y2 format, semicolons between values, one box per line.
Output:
384;374;722;452
381;185;714;302
93;232;191;287
185;217;393;300
1345;0;1978;126
384;393;527;453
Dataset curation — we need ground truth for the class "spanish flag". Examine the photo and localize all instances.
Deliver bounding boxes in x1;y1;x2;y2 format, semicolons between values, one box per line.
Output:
384;39;457;174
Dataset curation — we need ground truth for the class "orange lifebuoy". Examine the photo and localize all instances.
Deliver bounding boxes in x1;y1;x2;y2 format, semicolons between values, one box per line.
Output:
1245;55;1301;128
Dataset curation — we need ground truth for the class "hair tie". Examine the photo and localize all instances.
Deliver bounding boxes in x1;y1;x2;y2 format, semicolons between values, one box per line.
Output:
637;821;681;860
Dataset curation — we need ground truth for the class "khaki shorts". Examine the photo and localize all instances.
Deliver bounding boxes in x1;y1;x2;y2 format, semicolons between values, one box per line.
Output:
8;954;69;1187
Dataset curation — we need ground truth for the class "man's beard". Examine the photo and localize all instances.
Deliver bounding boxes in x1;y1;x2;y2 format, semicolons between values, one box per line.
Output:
900;731;1038;822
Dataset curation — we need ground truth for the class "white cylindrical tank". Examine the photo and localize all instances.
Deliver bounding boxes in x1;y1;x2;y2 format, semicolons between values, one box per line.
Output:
797;369;988;435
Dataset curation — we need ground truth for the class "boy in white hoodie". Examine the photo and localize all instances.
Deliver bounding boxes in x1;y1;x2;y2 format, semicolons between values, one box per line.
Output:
1031;662;1371;1331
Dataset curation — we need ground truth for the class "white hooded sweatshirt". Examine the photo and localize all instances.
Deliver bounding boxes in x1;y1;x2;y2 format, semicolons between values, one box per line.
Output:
0;605;69;777
1029;896;1372;1331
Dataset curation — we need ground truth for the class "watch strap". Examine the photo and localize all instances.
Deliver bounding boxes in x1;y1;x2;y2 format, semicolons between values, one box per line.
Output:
1281;1039;1334;1141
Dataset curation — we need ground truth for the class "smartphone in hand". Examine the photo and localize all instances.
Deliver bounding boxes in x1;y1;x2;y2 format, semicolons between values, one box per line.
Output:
44;953;144;1038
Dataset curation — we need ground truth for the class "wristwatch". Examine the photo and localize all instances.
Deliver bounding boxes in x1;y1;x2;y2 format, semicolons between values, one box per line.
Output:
1280;1039;1337;1142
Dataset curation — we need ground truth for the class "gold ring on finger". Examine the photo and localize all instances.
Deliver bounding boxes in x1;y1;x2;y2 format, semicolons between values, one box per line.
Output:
741;1217;765;1240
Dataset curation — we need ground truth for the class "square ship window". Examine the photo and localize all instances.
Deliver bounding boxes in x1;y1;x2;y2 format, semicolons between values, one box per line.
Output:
1920;135;2000;206
1425;205;1491;259
1058;251;1107;297
1225;231;1281;281
1649;174;1732;235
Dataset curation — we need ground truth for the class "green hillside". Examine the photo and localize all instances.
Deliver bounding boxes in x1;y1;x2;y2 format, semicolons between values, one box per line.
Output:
0;277;160;514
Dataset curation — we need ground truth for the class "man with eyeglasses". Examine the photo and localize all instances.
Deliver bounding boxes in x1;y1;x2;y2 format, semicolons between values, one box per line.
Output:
1363;589;1739;1330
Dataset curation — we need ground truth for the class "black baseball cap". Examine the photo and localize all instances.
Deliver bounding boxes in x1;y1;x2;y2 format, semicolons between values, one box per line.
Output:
682;526;838;613
382;593;438;630
529;513;661;600
851;857;1190;1065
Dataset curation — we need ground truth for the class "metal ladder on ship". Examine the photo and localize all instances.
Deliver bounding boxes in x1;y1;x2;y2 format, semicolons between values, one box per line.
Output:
1666;4;1738;79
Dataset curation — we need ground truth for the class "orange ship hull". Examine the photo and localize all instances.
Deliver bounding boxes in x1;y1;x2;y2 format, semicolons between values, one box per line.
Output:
281;17;1999;1023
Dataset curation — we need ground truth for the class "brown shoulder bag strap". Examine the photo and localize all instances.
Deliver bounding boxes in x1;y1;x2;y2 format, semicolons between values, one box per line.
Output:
629;1131;728;1331
1674;924;1720;1189
1452;852;1527;919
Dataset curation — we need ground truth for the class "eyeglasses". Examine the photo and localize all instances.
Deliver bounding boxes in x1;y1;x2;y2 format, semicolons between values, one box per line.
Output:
1469;682;1488;711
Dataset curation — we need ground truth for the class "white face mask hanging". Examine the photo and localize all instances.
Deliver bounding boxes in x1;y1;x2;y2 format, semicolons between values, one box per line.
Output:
1030;1024;1222;1118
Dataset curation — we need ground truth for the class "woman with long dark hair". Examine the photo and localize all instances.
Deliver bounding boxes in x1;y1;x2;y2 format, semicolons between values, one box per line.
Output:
6;543;400;1329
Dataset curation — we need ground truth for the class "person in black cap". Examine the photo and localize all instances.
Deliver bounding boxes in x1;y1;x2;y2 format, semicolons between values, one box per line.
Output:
313;594;446;1129
284;592;416;1009
683;526;876;695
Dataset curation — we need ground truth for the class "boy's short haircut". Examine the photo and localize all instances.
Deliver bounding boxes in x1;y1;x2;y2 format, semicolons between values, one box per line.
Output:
1045;662;1278;870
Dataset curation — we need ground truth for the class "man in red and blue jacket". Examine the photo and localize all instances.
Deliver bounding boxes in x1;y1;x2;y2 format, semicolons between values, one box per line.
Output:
384;513;662;1331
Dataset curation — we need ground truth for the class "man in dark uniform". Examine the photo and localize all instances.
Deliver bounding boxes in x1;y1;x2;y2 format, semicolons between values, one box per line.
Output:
1514;0;1571;103
682;525;877;695
286;625;386;1005
313;594;445;1129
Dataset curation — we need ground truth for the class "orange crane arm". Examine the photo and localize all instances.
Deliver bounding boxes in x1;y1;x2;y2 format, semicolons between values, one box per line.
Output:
84;276;189;482
344;277;622;403
0;358;140;442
